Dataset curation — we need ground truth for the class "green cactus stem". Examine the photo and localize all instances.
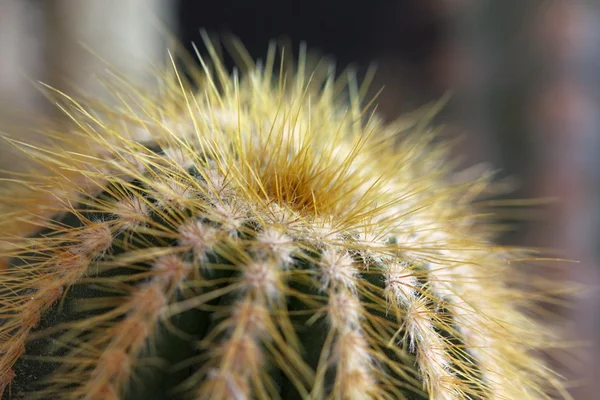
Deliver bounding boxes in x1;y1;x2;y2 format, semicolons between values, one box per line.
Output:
0;38;569;400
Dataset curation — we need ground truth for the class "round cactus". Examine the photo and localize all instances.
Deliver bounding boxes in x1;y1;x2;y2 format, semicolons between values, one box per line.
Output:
0;39;568;400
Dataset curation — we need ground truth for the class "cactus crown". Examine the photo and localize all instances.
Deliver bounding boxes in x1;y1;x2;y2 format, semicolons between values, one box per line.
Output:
0;38;567;400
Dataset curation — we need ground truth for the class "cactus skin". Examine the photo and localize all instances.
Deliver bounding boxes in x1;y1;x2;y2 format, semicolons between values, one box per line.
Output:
0;39;568;400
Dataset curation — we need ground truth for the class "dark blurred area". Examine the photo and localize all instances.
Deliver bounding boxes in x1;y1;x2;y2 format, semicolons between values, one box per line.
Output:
177;0;448;111
1;0;598;398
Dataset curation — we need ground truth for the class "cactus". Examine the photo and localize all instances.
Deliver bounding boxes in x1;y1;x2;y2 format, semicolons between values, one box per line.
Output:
0;39;568;400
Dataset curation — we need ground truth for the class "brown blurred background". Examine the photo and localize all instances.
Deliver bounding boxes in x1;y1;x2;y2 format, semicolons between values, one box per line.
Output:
1;0;598;398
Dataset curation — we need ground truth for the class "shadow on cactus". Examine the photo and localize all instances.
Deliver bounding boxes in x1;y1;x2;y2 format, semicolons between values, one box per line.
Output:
0;35;572;400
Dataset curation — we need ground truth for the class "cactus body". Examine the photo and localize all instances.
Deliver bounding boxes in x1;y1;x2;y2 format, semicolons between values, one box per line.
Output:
0;41;567;400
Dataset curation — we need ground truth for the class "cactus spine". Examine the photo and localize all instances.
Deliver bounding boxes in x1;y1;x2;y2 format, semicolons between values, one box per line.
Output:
0;39;567;400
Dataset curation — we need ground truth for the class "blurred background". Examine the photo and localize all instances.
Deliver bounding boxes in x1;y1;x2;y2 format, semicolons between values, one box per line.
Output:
0;0;598;398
